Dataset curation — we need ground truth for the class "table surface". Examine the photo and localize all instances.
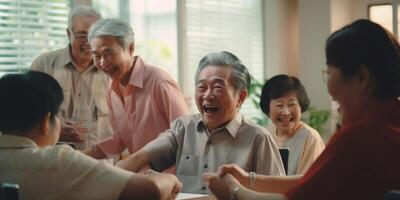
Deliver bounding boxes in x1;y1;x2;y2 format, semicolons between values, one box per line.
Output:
177;193;217;200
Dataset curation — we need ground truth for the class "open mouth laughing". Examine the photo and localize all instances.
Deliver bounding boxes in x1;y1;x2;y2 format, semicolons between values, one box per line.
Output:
203;105;219;114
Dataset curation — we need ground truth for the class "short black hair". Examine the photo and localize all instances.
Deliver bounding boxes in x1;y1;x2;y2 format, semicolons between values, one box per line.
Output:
259;74;310;115
0;70;64;135
326;19;400;99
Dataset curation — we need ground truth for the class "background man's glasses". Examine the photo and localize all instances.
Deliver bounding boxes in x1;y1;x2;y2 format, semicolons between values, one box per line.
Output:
71;29;88;43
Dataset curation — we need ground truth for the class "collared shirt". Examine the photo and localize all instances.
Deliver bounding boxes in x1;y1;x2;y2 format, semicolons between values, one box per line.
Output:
268;122;325;175
31;46;112;149
97;56;190;156
0;134;132;200
143;114;286;194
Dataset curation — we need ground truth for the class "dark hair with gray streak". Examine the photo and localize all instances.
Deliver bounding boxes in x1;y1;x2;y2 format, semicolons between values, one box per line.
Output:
195;51;251;94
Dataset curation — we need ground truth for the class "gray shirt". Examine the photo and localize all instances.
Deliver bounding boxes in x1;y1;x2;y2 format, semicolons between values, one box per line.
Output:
143;114;285;194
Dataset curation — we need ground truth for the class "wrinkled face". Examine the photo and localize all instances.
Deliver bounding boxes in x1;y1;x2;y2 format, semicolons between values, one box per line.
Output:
195;65;246;131
68;16;99;61
269;91;302;134
91;36;133;80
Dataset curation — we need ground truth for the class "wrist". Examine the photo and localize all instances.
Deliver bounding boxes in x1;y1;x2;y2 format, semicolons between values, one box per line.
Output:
249;171;256;188
229;185;240;200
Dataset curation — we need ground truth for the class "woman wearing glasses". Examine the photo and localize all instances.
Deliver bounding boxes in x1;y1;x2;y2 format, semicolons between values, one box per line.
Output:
204;19;400;200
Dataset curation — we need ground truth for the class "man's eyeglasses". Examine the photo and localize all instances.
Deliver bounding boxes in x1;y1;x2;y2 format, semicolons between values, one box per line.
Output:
71;29;88;43
321;70;330;83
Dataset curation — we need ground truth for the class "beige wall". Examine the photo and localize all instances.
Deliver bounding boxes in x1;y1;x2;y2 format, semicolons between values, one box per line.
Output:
264;0;299;78
352;0;392;19
264;0;388;137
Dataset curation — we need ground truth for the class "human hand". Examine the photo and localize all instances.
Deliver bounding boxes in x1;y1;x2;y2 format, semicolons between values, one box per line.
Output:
217;164;249;185
203;172;241;200
59;121;84;143
148;173;182;200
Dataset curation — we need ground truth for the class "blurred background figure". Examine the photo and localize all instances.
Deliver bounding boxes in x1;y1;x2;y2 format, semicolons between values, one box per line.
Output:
31;6;112;150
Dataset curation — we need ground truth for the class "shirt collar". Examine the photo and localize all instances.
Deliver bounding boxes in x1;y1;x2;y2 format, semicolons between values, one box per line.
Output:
196;113;243;138
127;56;146;89
0;134;37;149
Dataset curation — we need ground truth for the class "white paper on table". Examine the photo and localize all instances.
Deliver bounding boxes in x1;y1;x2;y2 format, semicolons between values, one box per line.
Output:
176;193;208;200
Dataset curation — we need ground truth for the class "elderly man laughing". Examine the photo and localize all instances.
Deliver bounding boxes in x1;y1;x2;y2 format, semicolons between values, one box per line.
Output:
116;51;285;194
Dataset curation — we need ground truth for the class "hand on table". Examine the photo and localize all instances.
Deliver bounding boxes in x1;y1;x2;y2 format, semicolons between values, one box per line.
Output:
147;173;182;200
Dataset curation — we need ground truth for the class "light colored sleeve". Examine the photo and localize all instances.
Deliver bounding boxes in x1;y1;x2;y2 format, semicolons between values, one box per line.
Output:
155;77;190;123
296;130;326;174
255;132;286;176
142;118;186;172
30;56;45;71
55;145;133;200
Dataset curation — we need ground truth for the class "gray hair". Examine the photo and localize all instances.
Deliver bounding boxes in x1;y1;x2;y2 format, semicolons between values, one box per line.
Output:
88;18;135;48
68;6;101;29
195;51;251;93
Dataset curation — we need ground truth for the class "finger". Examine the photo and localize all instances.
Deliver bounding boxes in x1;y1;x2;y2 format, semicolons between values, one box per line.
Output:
218;164;234;176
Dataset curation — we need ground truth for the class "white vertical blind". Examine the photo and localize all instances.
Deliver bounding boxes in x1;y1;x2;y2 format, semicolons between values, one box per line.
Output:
0;0;70;75
183;0;265;119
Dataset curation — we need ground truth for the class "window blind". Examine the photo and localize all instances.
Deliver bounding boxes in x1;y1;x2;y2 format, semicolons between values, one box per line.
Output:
0;0;70;75
184;0;265;120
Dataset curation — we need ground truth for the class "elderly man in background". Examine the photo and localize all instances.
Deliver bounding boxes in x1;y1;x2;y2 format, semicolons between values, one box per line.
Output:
84;19;189;159
116;51;285;194
31;6;111;150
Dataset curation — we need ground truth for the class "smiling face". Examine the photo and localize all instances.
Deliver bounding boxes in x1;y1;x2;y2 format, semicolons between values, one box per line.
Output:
325;64;360;123
269;91;302;135
68;15;99;62
91;36;134;81
195;65;247;132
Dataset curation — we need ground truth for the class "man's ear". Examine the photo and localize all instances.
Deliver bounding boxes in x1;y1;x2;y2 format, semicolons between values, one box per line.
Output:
40;113;51;136
66;28;72;42
238;89;248;108
128;43;135;56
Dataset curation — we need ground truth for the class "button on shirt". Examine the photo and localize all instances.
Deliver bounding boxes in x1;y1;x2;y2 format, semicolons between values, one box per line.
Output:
143;114;286;193
0;134;132;200
97;56;190;156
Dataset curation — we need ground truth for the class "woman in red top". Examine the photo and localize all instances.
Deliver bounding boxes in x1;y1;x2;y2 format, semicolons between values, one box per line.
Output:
204;19;400;200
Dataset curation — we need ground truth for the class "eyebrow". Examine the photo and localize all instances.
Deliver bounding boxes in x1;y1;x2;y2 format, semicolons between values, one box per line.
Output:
92;47;114;54
198;78;226;85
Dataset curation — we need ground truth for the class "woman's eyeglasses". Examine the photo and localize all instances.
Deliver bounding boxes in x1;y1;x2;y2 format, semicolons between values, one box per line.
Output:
321;70;330;83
